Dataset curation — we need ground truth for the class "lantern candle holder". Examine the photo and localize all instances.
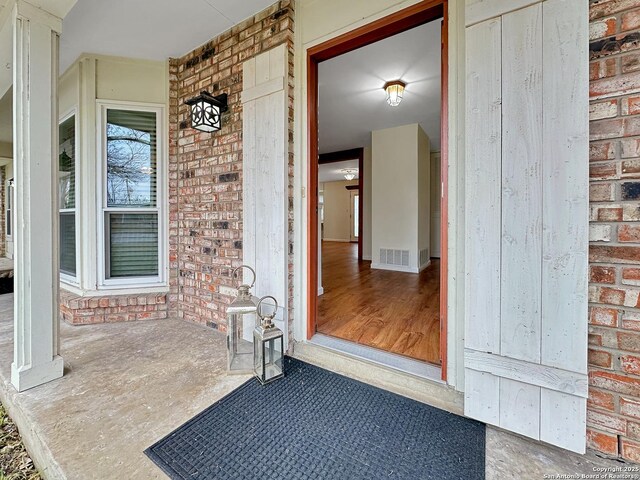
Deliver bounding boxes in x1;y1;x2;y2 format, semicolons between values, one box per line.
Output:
253;295;285;385
226;265;259;374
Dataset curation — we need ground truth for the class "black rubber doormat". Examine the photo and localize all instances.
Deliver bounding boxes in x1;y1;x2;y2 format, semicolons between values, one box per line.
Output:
145;357;485;480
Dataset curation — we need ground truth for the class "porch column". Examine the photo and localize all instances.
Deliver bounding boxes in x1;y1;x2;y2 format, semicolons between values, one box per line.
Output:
10;1;63;391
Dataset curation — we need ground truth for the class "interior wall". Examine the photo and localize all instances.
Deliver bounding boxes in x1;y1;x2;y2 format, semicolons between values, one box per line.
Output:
417;125;431;268
371;123;429;273
430;151;441;258
0;142;11;157
5;162;12;259
363;146;373;260
322;179;358;242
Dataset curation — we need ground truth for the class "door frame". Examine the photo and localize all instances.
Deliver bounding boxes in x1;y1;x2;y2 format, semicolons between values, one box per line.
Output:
318;147;364;260
306;0;449;381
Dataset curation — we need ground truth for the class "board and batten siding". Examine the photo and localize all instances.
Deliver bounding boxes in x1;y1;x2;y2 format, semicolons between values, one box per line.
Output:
464;0;589;453
242;44;289;346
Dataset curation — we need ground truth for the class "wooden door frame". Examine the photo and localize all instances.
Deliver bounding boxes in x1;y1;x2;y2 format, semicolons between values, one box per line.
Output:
306;0;449;381
319;147;364;260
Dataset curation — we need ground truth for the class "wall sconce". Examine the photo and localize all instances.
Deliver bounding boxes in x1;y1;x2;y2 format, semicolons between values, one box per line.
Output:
383;80;406;107
185;91;228;132
342;169;357;181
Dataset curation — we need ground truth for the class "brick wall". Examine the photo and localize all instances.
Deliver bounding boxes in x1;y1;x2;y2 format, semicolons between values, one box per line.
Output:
60;291;168;325
589;0;640;461
168;1;295;331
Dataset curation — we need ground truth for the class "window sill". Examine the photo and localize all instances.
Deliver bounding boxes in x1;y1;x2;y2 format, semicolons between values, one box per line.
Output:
60;282;169;297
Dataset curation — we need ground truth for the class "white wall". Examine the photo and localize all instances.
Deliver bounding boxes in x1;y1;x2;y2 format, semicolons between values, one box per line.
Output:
417;126;431;268
0;142;11;158
322;179;358;242
430;152;441;257
371;123;430;273
362;146;372;260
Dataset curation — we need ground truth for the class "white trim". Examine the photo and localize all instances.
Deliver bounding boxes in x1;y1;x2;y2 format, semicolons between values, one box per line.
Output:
322;238;351;243
95;100;168;290
310;333;443;382
60;282;169;297
58;108;79;284
371;263;419;274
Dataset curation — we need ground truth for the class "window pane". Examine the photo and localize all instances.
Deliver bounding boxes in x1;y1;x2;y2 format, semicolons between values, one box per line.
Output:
59;116;75;209
108;213;158;278
60;212;76;275
106;109;157;207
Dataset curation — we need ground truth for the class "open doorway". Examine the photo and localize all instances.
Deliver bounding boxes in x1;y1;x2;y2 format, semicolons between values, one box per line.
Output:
307;1;447;377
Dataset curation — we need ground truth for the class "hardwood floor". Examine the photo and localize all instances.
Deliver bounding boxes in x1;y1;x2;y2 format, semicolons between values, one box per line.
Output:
317;241;441;365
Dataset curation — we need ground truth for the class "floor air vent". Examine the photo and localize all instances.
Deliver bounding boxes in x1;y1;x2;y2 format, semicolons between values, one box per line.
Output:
379;249;409;267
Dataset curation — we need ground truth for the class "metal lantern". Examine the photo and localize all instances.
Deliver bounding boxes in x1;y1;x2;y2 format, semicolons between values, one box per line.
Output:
226;265;259;374
184;91;228;132
253;296;284;385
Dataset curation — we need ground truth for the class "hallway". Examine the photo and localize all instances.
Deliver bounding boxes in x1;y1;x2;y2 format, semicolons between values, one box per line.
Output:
317;242;440;364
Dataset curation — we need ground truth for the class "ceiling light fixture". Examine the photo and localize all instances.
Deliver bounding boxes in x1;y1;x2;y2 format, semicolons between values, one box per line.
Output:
383;80;406;107
342;169;357;181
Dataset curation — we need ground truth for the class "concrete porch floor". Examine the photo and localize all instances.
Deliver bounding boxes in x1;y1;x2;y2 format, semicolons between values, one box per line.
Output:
0;293;629;479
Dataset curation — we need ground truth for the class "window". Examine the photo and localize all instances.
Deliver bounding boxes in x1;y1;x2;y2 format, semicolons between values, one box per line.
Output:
101;106;163;283
59;115;76;277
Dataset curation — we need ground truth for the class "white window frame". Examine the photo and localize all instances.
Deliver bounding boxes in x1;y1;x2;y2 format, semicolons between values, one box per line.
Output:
59;108;79;286
96;100;168;289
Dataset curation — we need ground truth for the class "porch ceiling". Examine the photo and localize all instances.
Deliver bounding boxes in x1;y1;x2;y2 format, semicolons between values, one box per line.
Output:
59;0;276;72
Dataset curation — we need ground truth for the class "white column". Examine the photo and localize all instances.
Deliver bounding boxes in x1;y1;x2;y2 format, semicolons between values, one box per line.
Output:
11;1;63;392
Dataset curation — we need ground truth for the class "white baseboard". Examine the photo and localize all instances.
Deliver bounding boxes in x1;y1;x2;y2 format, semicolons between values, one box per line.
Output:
318;286;324;296
371;263;419;274
322;238;351;243
419;260;431;272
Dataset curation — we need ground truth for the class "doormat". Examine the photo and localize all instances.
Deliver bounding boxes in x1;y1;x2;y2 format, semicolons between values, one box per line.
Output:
145;357;485;480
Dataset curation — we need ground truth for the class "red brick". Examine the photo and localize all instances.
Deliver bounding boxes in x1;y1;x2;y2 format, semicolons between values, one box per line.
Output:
600;287;627;305
590;348;613;368
590;118;624;140
590;307;619;326
590;162;618;180
590;182;615;201
622;96;640;115
590;266;617;284
591;0;639;20
588;409;627;434
620;225;640;242
587;429;619;456
592;371;640;397
623;267;640;284
622;355;640;375
622;10;640;32
591;16;618;39
590;245;640;264
590;99;618;120
590;332;605;346
590;141;616;161
619;331;640;352
589;388;617;412
591;73;640;101
621;439;640;462
621;137;640;157
622;160;640;178
623;52;640;73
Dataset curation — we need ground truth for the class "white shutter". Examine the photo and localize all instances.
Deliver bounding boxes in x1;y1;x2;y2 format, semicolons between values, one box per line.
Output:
464;0;589;453
242;45;289;346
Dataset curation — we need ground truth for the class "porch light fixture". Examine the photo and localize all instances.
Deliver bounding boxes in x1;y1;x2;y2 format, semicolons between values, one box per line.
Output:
253;295;284;385
185;90;228;132
227;266;259;374
342;169;357;181
384;80;406;107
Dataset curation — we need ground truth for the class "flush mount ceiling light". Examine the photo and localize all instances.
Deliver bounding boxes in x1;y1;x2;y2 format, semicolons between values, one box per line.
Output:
383;80;406;107
342;169;357;181
185;91;228;132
